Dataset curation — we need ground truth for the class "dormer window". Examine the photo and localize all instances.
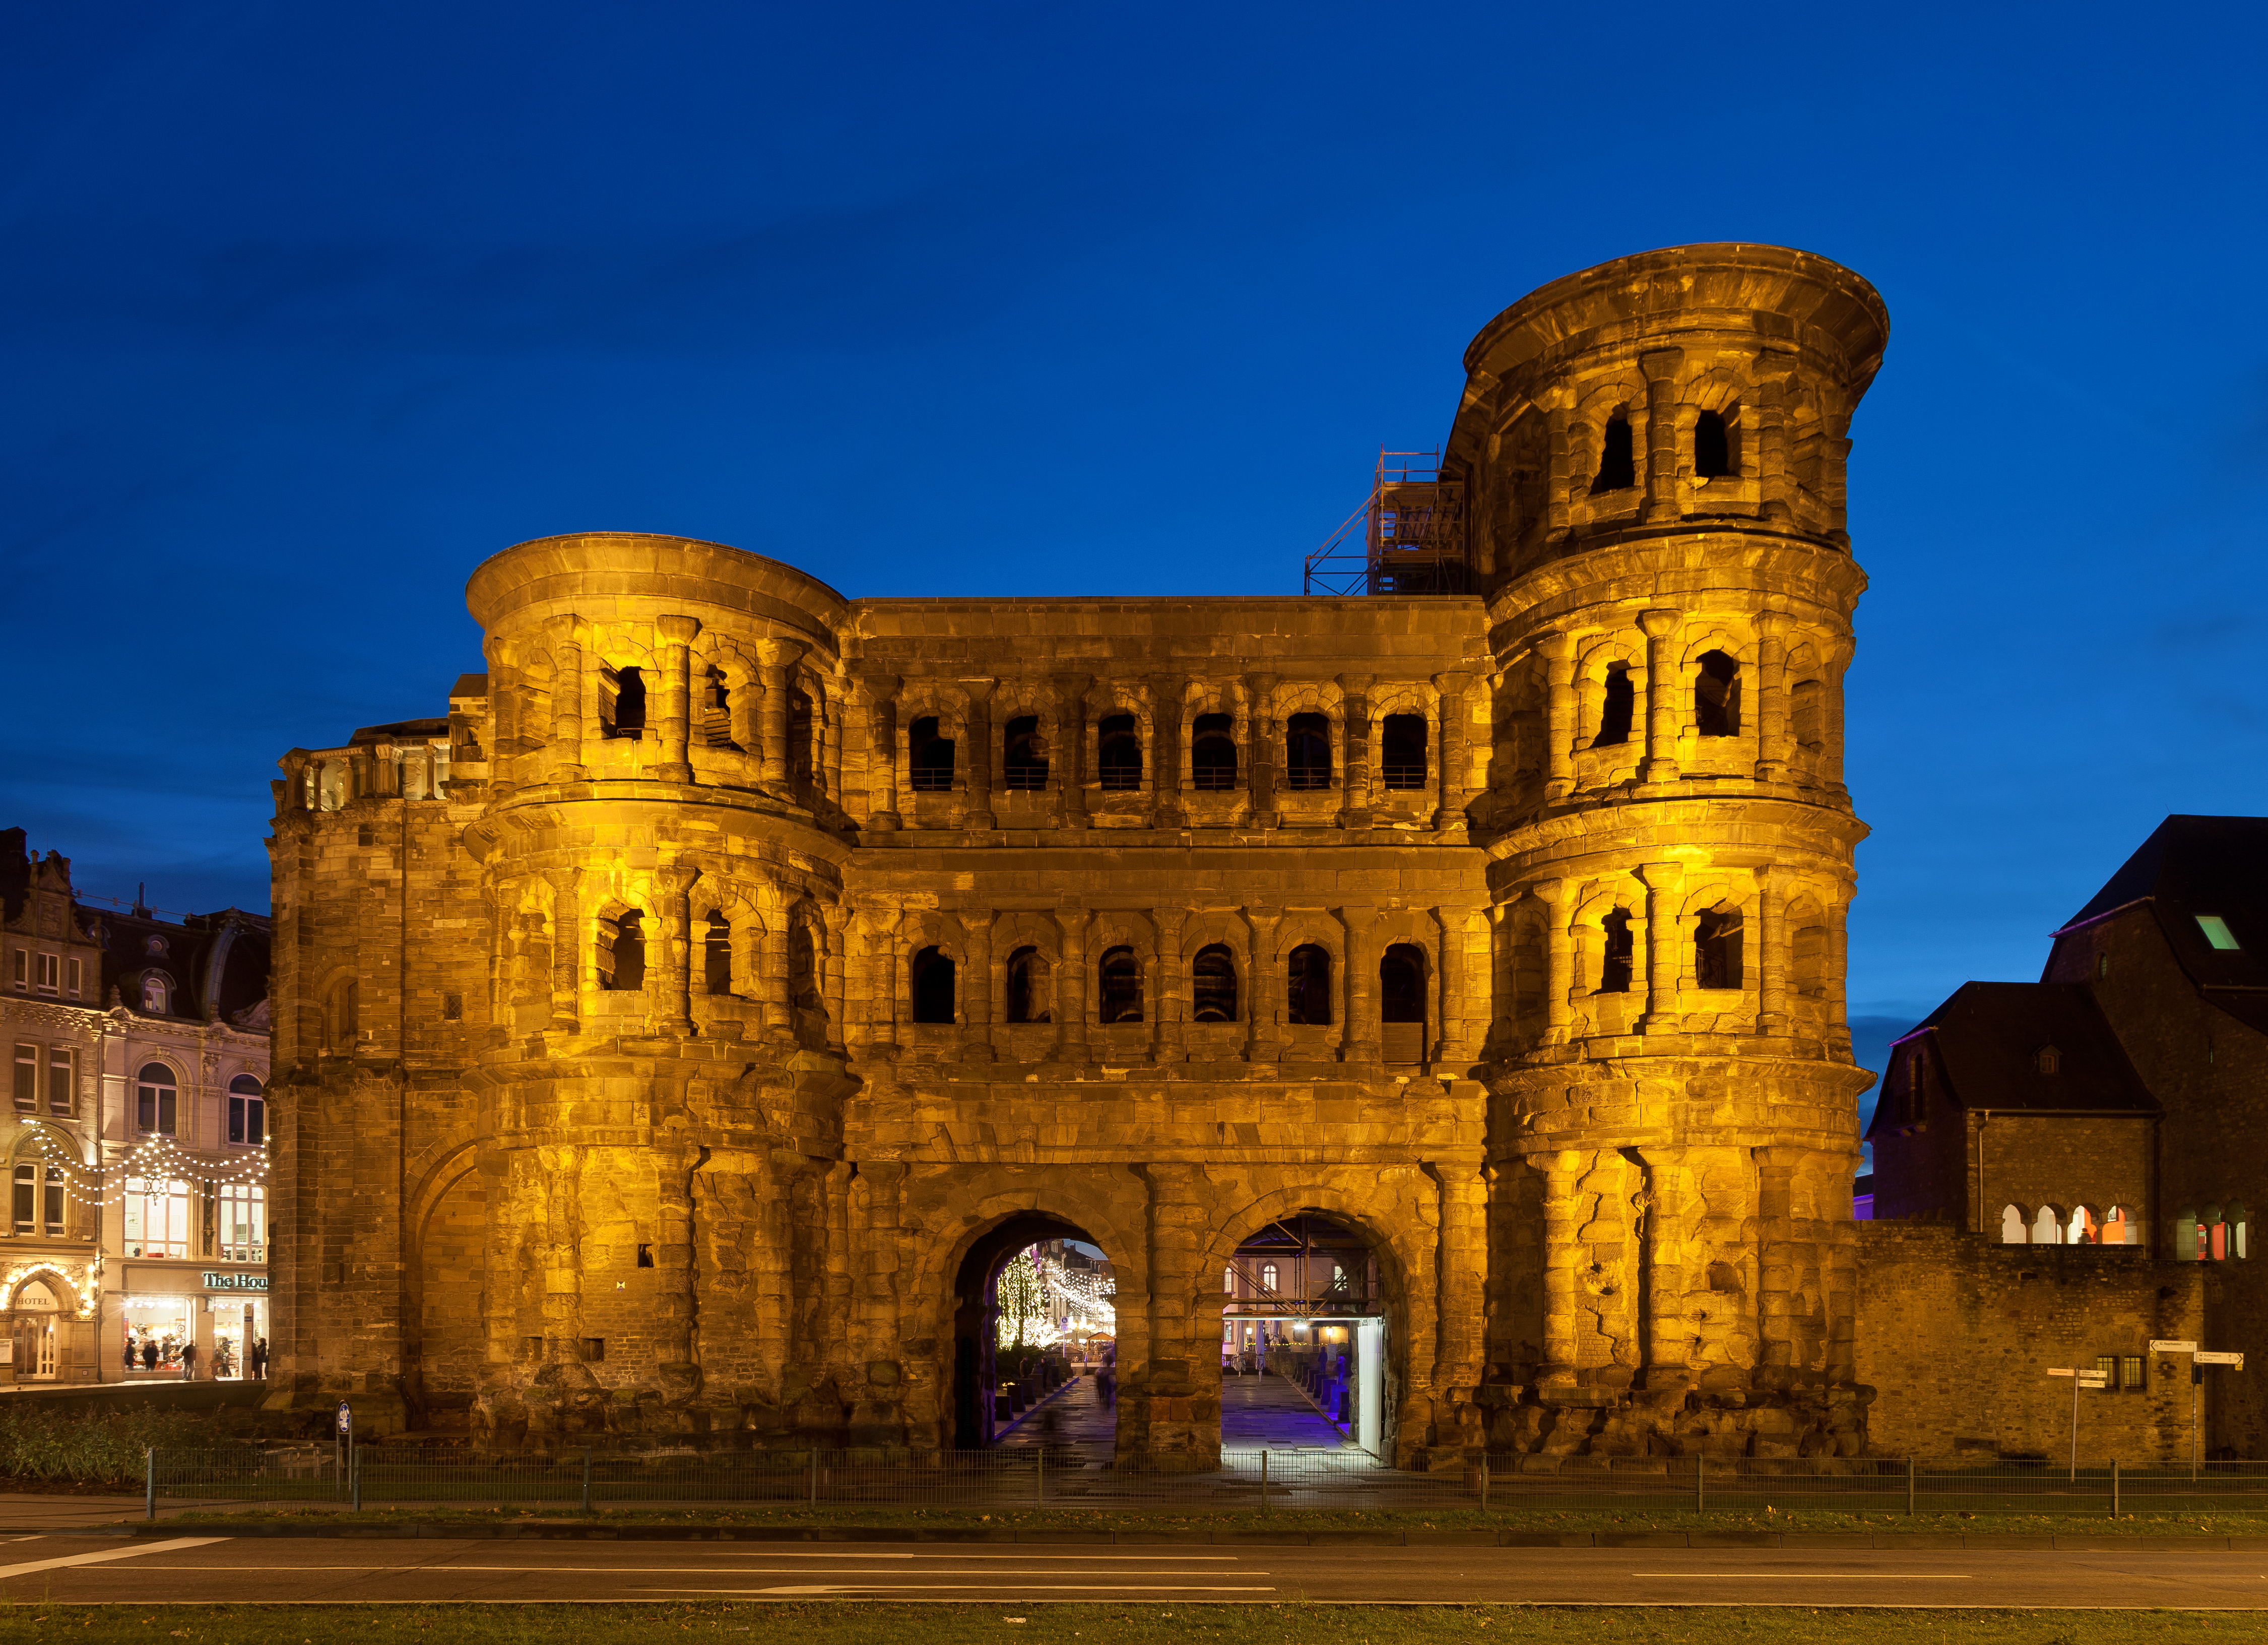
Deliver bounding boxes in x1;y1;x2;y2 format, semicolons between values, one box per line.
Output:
2035;1045;2061;1076
141;974;169;1014
2197;914;2241;951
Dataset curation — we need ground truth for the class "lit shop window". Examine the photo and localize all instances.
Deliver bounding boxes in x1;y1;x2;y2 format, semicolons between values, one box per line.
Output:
122;1177;192;1259
218;1183;265;1263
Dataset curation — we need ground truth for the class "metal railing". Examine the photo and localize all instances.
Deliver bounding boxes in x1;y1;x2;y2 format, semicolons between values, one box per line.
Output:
142;1445;2268;1519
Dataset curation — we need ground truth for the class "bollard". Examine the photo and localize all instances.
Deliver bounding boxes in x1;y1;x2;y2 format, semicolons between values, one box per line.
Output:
582;1446;594;1515
145;1448;155;1523
1907;1456;1916;1515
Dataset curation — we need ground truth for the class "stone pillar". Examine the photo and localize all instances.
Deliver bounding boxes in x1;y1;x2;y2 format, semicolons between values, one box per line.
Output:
652;862;698;1038
545;868;581;1035
1433;670;1472;833
849;1159;909;1444
1543;398;1572;540
1150;673;1186;828
1052;674;1090;830
1824;639;1854;797
759;905;792;1047
545;615;585;782
1754;612;1791;782
1540;634;1576;802
726;655;760;757
1336;673;1373;829
1756;372;1792;522
1429;1161;1487;1452
1245;673;1279;827
1244;908;1280;1064
857;906;895;1056
959;909;994;1061
1631;1146;1690;1388
1824;409;1854;545
1153;908;1186;1064
756;640;801;794
1640;347;1684;525
1137;1162;1214;1462
1056;901;1089;1063
1538;1148;1585;1388
962;679;996;831
655;615;699;782
1755;1149;1796;1387
1435;908;1476;1066
1827;881;1853;1058
1534;879;1572;1044
1638;608;1682;784
821;903;849;1054
1756;866;1790;1037
864;677;900;831
1638;860;1684;1035
1340;903;1380;1063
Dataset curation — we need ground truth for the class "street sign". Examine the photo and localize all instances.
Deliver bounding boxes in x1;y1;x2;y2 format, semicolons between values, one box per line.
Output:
2048;1367;2076;1376
2197;1351;2245;1367
2150;1340;2197;1353
2077;1374;2109;1386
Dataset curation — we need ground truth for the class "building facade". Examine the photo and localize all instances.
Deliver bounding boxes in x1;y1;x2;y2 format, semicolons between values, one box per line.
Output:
269;244;1884;1462
0;831;272;1382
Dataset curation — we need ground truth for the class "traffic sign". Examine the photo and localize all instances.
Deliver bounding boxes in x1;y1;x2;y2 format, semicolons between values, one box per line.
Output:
2197;1351;2245;1367
2151;1340;2197;1354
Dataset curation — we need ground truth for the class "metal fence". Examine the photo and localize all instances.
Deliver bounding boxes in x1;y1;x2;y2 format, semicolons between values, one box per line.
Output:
142;1444;2268;1519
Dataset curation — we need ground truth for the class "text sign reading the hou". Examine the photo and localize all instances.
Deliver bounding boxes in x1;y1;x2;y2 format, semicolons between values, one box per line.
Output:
202;1273;268;1292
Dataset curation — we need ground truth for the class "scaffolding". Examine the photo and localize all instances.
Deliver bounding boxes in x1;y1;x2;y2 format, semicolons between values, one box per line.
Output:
1303;451;1469;596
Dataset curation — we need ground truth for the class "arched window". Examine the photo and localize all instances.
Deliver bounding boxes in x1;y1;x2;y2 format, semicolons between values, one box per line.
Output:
326;979;358;1051
2069;1206;2097;1245
1381;714;1428;788
227;1073;265;1147
1004;716;1049;790
787;687;815;781
1592;665;1634;748
1598;909;1634;993
1097;714;1142;791
140;973;169;1014
910;946;955;1024
700;666;733;747
316;760;349;811
1790;678;1823;751
1193;945;1238;1022
909;716;954;793
1098;946;1142;1024
603;666;646;739
1380;944;1426;1022
2102;1205;2133;1246
2031;1206;2063;1245
2000;1205;2027;1244
1286;944;1332;1025
703;913;734;996
2035;1045;2062;1076
1695;905;1744;989
2208;1204;2229;1262
1591;411;1635;493
1005;946;1052;1024
1260;1262;1278;1292
1222;1266;1235;1294
136;1063;177;1135
1285;713;1332;791
1695;651;1741;737
2232;1201;2250;1260
600;911;646;991
788;922;821;1015
1694;406;1740;479
1191;713;1237;790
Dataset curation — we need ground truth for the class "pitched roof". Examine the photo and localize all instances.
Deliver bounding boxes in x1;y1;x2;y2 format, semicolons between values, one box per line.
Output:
2058;814;2268;1022
1866;982;2154;1137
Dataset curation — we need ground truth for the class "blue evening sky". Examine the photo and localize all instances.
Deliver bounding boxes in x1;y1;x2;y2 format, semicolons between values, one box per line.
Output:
5;3;2263;1101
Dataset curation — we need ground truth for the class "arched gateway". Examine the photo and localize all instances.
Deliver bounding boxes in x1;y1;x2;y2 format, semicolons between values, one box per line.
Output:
269;244;1881;1466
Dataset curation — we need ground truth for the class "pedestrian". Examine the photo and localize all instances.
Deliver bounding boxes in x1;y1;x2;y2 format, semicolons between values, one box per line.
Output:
142;1338;158;1372
251;1337;268;1379
179;1341;198;1381
123;1339;136;1373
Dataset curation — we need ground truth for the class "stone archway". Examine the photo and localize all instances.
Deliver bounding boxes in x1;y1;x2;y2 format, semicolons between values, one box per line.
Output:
1219;1212;1396;1458
947;1211;1117;1453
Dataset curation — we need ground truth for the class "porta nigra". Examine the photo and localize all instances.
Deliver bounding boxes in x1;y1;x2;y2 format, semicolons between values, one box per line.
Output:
268;244;1886;1464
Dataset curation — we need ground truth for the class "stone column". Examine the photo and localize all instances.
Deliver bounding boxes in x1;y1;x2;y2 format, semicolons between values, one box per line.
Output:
1153;909;1185;1064
1435;908;1476;1065
655;615;699;782
1755;1149;1796;1387
1638;860;1684;1035
651;862;698;1038
821;903;850;1054
1543;398;1572;540
1539;634;1576;802
1340;903;1380;1063
1756;372;1792;523
1824;638;1854;797
959;909;994;1061
1638;609;1682;784
1052;674;1090;830
863;677;900;831
545;615;585;782
1428;1161;1487;1452
727;655;761;757
1433;670;1472;834
1537;1148;1585;1388
1631;1146;1690;1388
1149;674;1185;828
856;906;896;1056
1756;866;1790;1037
1534;879;1572;1044
1824;410;1854;546
545;868;581;1035
1640;347;1684;525
1244;908;1280;1064
759;904;792;1047
1827;881;1853;1058
1754;612;1791;782
960;678;996;830
755;639;802;794
1336;673;1373;829
1137;1162;1214;1462
1055;901;1089;1063
1245;673;1279;827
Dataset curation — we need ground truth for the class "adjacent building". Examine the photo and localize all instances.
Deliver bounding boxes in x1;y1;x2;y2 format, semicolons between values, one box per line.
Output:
0;830;271;1382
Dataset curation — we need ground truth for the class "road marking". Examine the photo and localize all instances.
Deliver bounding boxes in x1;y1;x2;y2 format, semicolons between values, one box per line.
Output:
0;1538;225;1582
656;1585;1276;1596
1631;1573;1975;1579
109;1566;1261;1577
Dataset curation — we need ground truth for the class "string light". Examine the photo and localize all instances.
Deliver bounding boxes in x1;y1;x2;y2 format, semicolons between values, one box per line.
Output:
11;1127;268;1209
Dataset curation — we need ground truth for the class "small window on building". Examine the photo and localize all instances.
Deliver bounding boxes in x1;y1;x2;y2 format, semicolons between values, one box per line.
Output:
598;911;646;991
1694;406;1740;479
789;921;822;1019
33;954;57;995
41;1170;63;1237
580;1338;605;1363
1695;906;1744;989
1097;713;1143;791
2097;1353;2147;1393
1004;716;1049;790
1260;1262;1278;1291
141;973;169;1014
1193;944;1238;1023
357;825;376;848
1284;713;1332;791
46;1047;71;1117
12;1165;33;1236
66;958;81;999
2103;1205;2135;1246
1695;651;1741;737
228;1073;265;1147
2208;1204;2229;1261
1599;909;1634;993
1191;713;1237;790
10;1045;33;1114
2069;1205;2097;1244
637;1243;655;1268
787;687;815;781
1005;946;1052;1024
1380;944;1427;1024
1591;411;1636;493
909;716;955;793
702;913;733;997
2000;1204;2026;1244
136;1062;177;1135
327;979;358;1051
604;666;646;739
1591;665;1634;748
1286;944;1332;1026
911;946;955;1024
2035;1045;2061;1075
1381;714;1428;788
1223;1266;1235;1294
2197;914;2241;951
1098;946;1142;1024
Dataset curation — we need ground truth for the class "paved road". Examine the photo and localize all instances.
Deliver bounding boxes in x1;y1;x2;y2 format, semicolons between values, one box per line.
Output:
3;1537;2267;1606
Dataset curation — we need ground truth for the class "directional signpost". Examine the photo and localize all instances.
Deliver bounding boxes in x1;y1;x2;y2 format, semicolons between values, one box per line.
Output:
2048;1367;2110;1480
2150;1341;2244;1479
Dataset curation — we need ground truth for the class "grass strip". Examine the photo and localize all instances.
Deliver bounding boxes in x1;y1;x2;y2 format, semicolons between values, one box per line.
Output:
1;1604;2266;1643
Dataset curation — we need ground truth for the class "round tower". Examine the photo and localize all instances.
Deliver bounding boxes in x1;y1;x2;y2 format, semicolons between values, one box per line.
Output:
1453;245;1887;1456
